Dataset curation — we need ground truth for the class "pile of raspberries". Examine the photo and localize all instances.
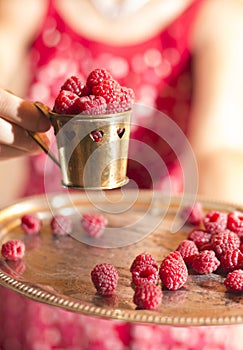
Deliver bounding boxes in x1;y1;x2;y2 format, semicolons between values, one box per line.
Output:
91;205;243;310
52;68;135;115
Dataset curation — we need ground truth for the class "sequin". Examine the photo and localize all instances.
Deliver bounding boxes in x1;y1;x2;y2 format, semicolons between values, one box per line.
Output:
144;48;162;67
43;18;61;48
155;60;172;78
58;33;72;51
131;54;147;73
163;47;180;66
138;84;157;107
29;82;50;102
108;56;129;79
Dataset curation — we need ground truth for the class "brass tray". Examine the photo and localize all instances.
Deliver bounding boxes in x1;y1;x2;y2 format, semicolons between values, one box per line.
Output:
0;190;242;326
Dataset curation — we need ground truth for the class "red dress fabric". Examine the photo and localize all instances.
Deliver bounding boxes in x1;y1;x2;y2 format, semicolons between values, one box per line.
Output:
0;1;243;349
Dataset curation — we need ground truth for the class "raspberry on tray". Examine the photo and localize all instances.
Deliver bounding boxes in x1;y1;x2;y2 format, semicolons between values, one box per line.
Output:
1;239;25;261
180;202;204;226
220;248;243;273
191;250;220;274
132;264;159;286
50;214;73;236
211;230;240;258
21;214;42;235
176;239;199;266
91;263;118;296
203;210;228;234
130;253;158;272
81;213;108;238
159;251;188;291
227;211;243;237
224;269;243;292
187;228;212;251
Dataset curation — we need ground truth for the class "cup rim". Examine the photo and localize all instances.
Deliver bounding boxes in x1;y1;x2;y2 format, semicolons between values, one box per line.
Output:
49;109;132;120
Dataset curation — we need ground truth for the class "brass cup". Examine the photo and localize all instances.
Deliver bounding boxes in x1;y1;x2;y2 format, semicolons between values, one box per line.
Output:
49;109;131;190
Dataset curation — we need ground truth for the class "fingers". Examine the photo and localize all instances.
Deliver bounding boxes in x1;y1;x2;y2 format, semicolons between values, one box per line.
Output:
0;89;51;132
0;117;42;154
0;88;52;159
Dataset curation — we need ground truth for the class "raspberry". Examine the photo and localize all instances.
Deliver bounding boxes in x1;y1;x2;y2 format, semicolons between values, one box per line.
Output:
132;264;159;286
224;269;243;292
117;128;125;138
119;86;135;111
203;211;227;234
50;214;73;236
180;202;203;226
81;213;108;238
130;253;158;272
91;263;118;296
86;68;113;89
74;95;107;115
211;230;240;258
1;240;25;261
82;95;107;114
92;79;122;113
240;243;243;253
191;250;220;274
159;251;188;291
53;90;79;114
220;248;243;272
61;75;87;96
176;240;199;266
188;229;212;251
199;241;214;251
90;130;104;142
21;214;42;234
227;211;243;237
133;283;163;310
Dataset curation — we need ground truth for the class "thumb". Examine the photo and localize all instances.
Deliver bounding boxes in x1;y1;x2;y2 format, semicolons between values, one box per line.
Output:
0;89;51;132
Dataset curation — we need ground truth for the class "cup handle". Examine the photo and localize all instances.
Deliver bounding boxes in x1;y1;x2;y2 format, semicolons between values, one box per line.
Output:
27;102;61;168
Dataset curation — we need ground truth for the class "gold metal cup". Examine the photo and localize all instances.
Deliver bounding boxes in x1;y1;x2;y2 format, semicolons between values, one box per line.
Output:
31;102;131;190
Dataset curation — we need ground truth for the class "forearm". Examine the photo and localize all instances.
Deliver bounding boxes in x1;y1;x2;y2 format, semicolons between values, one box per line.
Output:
195;149;243;205
187;0;243;206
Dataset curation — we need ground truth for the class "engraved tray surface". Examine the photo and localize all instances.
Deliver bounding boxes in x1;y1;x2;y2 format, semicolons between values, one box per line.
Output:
0;190;242;326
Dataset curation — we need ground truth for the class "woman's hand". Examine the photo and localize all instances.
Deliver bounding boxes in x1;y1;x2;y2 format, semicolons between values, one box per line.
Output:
0;89;51;159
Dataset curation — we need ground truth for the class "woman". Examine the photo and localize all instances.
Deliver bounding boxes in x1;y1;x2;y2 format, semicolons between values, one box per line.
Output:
0;0;243;348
